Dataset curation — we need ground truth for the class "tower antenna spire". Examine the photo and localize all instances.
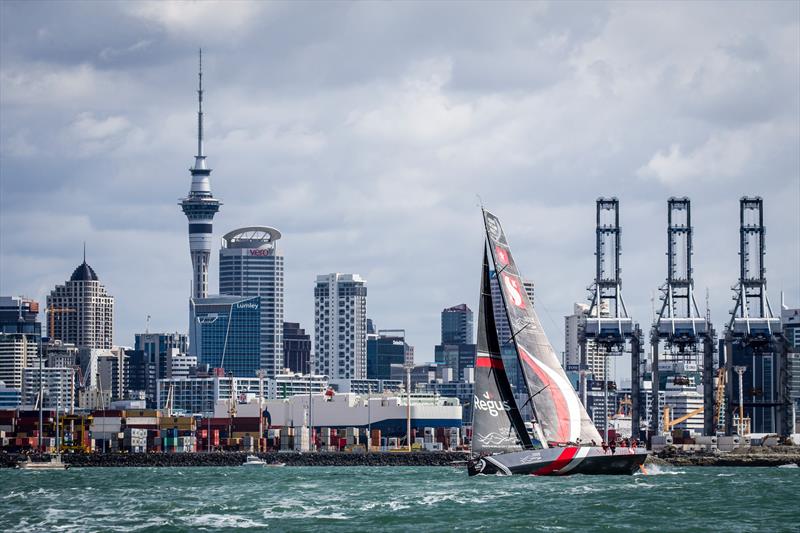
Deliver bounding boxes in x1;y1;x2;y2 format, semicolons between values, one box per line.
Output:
83;241;86;263
197;48;203;159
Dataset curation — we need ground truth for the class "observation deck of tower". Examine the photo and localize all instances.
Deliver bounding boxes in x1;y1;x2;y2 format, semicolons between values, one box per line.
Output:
180;50;222;299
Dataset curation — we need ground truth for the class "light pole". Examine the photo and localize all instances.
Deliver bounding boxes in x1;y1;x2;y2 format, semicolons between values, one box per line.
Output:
734;366;747;436
405;364;412;452
257;369;265;452
367;383;372;453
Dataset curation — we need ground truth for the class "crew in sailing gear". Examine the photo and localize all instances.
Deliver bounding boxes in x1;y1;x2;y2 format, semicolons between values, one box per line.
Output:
609;440;617;455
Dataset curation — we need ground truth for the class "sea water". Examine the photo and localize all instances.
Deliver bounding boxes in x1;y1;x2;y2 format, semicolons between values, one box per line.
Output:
1;465;797;531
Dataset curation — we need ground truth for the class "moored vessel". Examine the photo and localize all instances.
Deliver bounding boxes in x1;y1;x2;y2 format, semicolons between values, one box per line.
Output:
17;455;70;471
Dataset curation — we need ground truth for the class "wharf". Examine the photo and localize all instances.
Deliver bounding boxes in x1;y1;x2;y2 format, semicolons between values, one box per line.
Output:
1;451;470;468
652;446;800;467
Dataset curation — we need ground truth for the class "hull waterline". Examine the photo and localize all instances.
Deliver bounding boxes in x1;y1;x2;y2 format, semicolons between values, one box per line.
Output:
468;446;647;476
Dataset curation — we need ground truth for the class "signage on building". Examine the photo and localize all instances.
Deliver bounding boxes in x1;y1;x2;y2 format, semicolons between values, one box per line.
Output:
248;249;271;257
236;302;259;310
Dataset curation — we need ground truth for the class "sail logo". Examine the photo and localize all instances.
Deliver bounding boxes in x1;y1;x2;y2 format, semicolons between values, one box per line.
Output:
474;391;511;417
485;215;501;241
495;246;509;265
502;273;526;308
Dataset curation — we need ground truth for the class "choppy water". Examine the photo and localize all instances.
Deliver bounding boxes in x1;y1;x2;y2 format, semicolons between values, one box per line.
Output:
2;465;798;532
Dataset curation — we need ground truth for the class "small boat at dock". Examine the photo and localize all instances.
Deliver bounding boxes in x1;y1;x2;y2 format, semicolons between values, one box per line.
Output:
242;455;285;467
17;455;70;471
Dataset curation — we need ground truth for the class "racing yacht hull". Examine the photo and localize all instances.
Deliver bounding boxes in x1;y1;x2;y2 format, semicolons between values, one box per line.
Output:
468;446;648;476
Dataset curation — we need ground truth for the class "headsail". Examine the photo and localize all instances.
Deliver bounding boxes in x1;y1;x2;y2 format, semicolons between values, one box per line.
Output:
483;210;602;445
472;247;534;454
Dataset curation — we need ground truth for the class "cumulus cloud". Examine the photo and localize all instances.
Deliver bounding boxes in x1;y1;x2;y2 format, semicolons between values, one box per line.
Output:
636;131;753;184
1;1;798;375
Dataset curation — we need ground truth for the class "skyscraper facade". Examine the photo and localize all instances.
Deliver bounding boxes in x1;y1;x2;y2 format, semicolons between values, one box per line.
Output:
781;306;800;431
190;295;261;377
367;330;413;381
0;296;41;390
314;274;367;379
133;332;188;400
283;322;311;375
564;302;609;381
441;304;473;345
434;304;477;382
47;260;114;349
180;51;221;300
219;227;284;377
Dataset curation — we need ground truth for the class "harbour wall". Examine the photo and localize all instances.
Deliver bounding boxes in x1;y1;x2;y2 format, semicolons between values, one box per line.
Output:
1;451;470;468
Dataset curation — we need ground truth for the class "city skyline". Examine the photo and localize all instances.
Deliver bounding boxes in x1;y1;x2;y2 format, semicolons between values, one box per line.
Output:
1;2;798;371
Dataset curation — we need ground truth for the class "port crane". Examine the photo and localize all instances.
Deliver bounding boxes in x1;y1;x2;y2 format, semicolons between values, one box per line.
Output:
663;405;705;433
723;197;790;436
650;198;716;436
579;198;644;439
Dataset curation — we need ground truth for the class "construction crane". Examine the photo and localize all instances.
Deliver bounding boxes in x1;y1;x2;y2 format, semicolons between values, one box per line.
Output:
579;198;644;439
46;306;76;342
650;198;716;437
714;368;727;432
723;197;790;436
163;384;175;417
663;405;705;433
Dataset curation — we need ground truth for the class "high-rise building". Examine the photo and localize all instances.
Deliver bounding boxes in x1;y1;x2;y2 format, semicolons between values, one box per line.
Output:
367;330;413;380
180;51;222;300
781;305;799;430
134;332;188;386
0;296;41;390
564;302;609;381
47;258;114;349
283;322;311;374
219;227;284;377
190;295;261;377
314;273;367;379
21;367;75;411
435;303;477;383
441;304;473;345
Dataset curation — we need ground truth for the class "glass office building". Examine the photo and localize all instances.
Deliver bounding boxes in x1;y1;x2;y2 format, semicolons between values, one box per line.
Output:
190;295;261;377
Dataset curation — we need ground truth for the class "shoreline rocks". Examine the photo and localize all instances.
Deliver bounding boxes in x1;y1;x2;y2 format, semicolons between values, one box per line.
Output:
1;451;470;468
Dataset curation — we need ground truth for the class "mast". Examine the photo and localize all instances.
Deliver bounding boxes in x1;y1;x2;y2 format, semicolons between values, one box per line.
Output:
482;208;602;445
471;246;533;454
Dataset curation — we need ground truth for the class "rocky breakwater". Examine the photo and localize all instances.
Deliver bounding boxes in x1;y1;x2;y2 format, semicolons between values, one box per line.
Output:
2;451;471;468
657;446;800;467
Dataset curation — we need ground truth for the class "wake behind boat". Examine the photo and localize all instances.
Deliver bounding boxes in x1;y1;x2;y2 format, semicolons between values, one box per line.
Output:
468;209;647;476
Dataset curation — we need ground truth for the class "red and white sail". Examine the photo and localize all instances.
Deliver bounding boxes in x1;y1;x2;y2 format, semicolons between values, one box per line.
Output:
483;210;602;445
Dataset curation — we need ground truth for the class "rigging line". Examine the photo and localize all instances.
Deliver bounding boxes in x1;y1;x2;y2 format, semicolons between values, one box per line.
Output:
534;297;562;339
518;384;551;412
504;323;532;345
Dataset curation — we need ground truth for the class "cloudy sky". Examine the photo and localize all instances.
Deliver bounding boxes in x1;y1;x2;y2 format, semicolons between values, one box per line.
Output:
1;1;798;378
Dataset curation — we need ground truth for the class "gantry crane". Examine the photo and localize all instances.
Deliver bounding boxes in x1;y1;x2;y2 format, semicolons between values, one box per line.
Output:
579;198;644;439
650;198;716;436
723;197;790;436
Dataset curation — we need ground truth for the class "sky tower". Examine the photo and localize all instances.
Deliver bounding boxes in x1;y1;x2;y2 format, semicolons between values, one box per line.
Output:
180;50;222;299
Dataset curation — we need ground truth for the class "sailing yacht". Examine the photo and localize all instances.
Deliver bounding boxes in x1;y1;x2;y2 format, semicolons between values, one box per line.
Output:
468;210;647;476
